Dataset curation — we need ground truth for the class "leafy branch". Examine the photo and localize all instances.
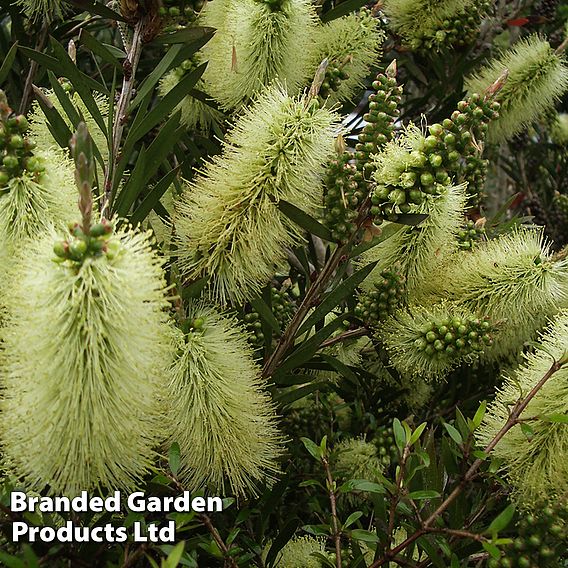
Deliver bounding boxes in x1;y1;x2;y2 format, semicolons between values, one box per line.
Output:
369;356;568;567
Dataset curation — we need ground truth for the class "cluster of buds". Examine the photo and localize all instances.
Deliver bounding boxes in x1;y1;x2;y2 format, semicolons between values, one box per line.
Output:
355;265;405;326
241;286;295;348
0;91;43;188
53;219;120;265
404;0;492;52
323;148;367;242
457;218;486;250
158;0;204;25
319;57;351;101
373;425;398;468
490;501;568;568
356;61;402;173
170;56;199;80
414;314;494;358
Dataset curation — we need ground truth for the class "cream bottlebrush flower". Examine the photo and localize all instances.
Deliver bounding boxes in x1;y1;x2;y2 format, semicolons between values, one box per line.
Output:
436;228;568;362
175;86;339;305
477;311;568;506
274;536;329;568
0;226;171;496
307;10;385;106
465;36;568;143
16;0;67;21
199;0;316;110
158;68;224;133
551;113;568;145
383;0;489;50
360;183;468;300
166;304;283;497
0;149;76;298
380;303;494;380
334;437;383;482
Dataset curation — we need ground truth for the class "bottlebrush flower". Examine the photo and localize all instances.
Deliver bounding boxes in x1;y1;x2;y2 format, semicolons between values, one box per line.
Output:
465;35;568;143
0;225;172;496
477;311;568;506
307;10;385;106
333;437;383;504
551;113;568;145
16;0;67;21
0;150;76;255
380;303;495;380
199;0;316;110
175;85;338;305
383;0;490;51
166;304;283;497
272;536;329;568
360;183;468;300
433;228;568;362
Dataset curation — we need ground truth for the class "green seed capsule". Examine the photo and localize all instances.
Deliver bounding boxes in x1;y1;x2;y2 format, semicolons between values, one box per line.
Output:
69;239;87;260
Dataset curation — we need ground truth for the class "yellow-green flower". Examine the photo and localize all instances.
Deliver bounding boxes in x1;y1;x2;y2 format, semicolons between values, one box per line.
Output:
166;304;283;497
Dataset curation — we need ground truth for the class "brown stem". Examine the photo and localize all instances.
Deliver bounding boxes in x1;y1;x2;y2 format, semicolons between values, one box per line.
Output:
322;457;342;568
319;327;369;350
386;444;411;550
199;514;239;568
121;543;149;568
102;17;145;214
369;358;565;568
18;23;50;115
262;198;371;379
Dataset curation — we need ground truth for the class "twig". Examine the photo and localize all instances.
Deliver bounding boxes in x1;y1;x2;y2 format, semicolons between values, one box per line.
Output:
322;456;342;568
319;327;369;350
102;17;145;214
121;543;150;568
262;198;371;379
199;514;239;568
369;357;566;567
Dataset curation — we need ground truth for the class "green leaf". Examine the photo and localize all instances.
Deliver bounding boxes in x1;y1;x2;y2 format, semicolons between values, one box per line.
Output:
472;400;487;430
48;37;109;135
127;63;206;145
169;442;181;476
151;26;216;45
321;0;369;22
278;200;333;241
0;552;25;568
0;42;18;85
250;296;281;336
297;261;378;336
409;422;428;445
541;413;568;424
115;113;183;216
164;541;185;568
396;213;429;226
342;511;363;530
131;167;180;225
520;422;535;441
350;529;380;543
129;44;184;112
79;29;121;69
393;418;407;452
31;86;72;148
274;381;328;405
70;0;127;21
339;479;385;494
265;519;300;568
301;437;322;461
407;490;441;500
443;423;463;445
350;223;403;257
182;278;208;300
486;504;515;535
482;542;501;559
